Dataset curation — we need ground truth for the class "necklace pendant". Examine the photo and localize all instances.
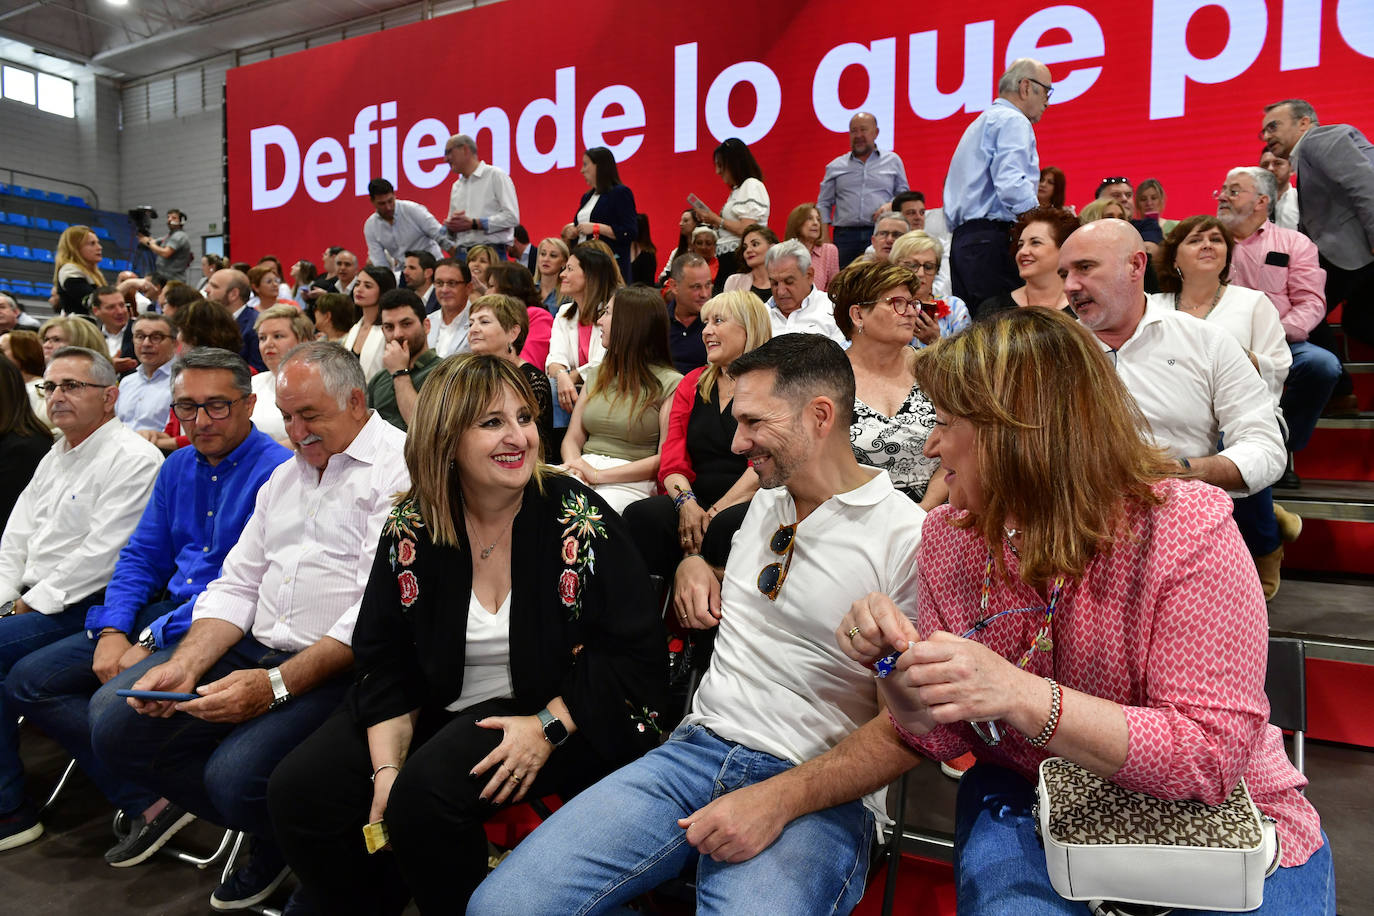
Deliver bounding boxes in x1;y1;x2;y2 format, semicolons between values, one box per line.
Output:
1035;635;1053;653
480;545;496;560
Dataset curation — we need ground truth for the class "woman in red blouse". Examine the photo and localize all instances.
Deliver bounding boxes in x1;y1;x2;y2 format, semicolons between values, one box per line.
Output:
839;307;1332;913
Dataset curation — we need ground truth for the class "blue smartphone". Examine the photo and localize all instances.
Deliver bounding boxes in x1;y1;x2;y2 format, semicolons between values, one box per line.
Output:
116;689;199;702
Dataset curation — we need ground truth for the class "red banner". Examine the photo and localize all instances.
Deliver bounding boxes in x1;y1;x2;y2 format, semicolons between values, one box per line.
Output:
226;0;1374;266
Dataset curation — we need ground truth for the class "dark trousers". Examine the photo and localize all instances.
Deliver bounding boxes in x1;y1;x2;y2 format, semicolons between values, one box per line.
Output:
1322;255;1374;349
269;698;601;915
1233;488;1281;557
7;599;175;815
89;635;349;859
950;219;1019;305
832;225;874;269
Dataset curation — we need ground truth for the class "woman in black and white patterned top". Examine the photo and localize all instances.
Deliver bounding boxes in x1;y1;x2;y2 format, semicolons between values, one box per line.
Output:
829;260;947;508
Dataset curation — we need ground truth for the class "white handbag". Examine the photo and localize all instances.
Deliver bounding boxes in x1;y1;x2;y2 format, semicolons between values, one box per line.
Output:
1035;757;1278;913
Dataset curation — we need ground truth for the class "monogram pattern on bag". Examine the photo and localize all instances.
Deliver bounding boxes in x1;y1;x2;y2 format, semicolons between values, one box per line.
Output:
1042;758;1264;848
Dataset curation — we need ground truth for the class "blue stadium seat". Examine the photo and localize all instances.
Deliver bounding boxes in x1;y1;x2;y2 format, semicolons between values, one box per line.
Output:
35;249;53;263
114;259;132;271
43;191;64;204
0;184;9;195
11;246;32;260
50;220;68;232
33;217;51;231
99;258;115;269
18;187;42;200
0;244;9;258
92;226;112;240
66;195;89;208
5;213;28;228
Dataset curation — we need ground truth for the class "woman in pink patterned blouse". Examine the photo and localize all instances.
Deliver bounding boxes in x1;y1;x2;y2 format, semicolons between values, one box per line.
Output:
838;307;1332;913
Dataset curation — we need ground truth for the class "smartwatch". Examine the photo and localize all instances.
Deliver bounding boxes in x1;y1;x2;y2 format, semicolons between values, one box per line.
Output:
0;600;16;618
267;667;292;710
537;708;568;746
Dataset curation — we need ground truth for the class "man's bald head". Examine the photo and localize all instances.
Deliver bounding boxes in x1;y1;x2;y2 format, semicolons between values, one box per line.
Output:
1058;220;1148;344
849;111;880;159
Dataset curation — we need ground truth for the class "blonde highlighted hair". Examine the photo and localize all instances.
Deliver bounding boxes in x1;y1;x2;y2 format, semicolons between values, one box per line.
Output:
53;225;105;288
912;307;1180;585
696;290;772;400
400;354;549;548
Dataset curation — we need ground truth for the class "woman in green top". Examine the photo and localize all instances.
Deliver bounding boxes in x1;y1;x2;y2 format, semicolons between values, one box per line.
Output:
560;285;682;514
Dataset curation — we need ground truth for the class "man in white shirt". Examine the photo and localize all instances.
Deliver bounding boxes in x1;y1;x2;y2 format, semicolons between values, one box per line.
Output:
442;134;520;260
362;178;451;271
0;346;163;849
92;287;137;376
332;249;360;298
426;258;473;359
116;314;177;432
469;334;925;914
90;342;409;911
1260;150;1300;230
401;250;438;313
1060;220;1287;589
764;240;845;345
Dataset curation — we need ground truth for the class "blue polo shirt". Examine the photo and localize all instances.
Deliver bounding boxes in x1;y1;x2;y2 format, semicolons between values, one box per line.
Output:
668;301;707;374
84;425;291;647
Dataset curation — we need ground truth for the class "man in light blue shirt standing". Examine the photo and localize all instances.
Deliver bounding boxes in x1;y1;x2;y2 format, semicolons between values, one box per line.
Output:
943;58;1052;306
817;112;909;268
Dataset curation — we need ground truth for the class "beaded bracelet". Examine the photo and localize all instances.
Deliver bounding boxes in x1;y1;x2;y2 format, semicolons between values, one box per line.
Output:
1028;677;1062;749
672;490;697;511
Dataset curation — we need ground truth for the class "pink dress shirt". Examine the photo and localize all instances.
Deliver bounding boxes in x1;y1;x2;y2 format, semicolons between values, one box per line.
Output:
1229;221;1327;342
895;478;1322;867
809;243;840;292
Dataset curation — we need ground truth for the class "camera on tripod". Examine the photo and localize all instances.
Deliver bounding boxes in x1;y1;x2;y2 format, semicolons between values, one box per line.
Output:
128;205;158;238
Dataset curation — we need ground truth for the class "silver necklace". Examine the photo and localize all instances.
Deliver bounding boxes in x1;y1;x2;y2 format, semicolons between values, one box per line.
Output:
466;511;515;560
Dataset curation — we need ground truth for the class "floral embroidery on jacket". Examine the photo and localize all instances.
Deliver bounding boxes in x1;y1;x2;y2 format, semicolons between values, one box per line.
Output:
557;491;608;620
397;570;419;607
383;500;425;542
627;701;662;736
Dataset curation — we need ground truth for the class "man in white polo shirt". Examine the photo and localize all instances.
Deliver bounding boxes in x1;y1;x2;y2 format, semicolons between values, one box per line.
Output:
470;333;925;913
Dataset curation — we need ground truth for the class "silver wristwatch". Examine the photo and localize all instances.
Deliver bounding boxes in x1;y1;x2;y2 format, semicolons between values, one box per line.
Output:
137;626;157;651
266;667;292;710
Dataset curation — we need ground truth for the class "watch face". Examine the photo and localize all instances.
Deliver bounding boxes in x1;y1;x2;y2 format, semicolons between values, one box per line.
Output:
544;718;569;745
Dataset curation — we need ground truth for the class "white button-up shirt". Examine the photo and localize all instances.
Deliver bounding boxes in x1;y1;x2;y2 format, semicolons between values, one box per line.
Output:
115;360;174;432
446;161;520;249
767;285;847;347
0;418;164;613
192;411;409;650
363;199;451;269
1104;299;1286;496
427;305;472;359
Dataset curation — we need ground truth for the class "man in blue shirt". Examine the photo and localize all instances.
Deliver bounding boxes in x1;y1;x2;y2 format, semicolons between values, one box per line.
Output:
817;112;909;268
663;253;712;373
943;58;1052;305
6;347;289;866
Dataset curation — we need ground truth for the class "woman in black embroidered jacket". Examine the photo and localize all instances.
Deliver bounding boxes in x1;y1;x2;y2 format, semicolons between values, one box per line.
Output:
269;354;666;914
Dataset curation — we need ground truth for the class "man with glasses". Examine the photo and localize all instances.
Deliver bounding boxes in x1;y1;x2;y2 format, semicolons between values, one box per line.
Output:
426;257;473;358
763;239;845;345
7;347;289;864
1217;166;1338;488
943;58;1052;306
470;333;926;914
115;314;178;432
1261;97;1374;349
869;214;910;263
88;342;407;912
0;346;163;851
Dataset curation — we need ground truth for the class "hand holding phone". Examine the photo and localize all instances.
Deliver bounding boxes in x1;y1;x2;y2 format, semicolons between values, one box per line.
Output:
687;193;706;211
116;689;199;702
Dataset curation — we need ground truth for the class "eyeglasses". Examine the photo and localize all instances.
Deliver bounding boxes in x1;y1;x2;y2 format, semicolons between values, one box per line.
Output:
1212;186;1247;200
171;397;246;421
133;332;172;344
756;522;796;601
958;605;1049;746
872;229;905;240
41;336;64;346
36;380;109;397
1024;77;1053;99
434;279;468;288
1257;119;1283;140
902;261;939;275
857;295;916;316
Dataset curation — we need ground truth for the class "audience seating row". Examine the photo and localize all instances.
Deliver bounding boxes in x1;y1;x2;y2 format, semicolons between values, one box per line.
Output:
0;278;50;298
0;183;90;208
2;212;73;232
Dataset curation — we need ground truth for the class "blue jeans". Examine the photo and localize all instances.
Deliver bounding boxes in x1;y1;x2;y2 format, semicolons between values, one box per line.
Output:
954;764;1336;915
832;226;875;269
0;593;101;813
88;634;348;856
6;599;175;815
1282;340;1342;453
1233;488;1281;557
467;723;876;915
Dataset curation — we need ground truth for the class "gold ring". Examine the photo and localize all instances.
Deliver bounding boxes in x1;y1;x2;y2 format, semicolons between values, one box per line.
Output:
847;626;861;641
510;774;522;783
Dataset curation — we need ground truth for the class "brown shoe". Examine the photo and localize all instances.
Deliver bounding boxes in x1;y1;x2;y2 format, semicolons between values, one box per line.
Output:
1322;393;1360;417
1273;505;1303;543
1255;546;1283;600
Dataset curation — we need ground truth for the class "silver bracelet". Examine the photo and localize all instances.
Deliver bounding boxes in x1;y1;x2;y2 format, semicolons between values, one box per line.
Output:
1028;678;1062;749
371;763;400;782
